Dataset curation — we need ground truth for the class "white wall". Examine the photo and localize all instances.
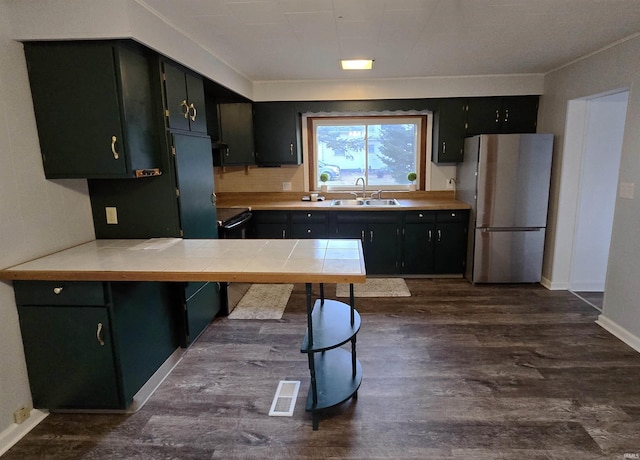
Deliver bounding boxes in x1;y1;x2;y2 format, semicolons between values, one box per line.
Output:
569;91;627;292
0;0;95;442
540;35;640;348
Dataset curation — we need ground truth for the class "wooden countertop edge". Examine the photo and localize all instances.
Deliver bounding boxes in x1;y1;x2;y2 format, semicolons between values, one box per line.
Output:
215;192;470;211
0;270;366;284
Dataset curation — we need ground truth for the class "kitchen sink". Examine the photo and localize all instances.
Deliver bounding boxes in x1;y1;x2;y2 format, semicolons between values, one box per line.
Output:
330;198;400;207
330;199;366;206
363;199;400;206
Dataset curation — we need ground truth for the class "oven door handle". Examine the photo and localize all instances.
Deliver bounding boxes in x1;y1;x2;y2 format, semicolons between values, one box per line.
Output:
222;213;252;230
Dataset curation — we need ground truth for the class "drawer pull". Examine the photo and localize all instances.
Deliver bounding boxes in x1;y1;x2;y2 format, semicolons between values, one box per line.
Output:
110;136;119;159
181;99;189;118
53;287;63;295
96;323;105;346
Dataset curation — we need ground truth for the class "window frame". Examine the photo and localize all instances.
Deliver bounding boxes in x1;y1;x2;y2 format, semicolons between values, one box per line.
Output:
305;113;430;192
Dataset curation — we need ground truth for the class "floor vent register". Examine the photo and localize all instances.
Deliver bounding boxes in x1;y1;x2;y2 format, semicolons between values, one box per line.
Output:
269;380;300;416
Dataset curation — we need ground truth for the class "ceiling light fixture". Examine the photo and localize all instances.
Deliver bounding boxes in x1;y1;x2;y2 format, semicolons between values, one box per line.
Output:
341;59;374;70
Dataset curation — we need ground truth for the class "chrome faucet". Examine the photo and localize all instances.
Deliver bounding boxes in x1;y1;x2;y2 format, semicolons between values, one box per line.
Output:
355;177;366;199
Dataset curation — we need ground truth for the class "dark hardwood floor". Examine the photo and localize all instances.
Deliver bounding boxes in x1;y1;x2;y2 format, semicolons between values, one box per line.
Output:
5;279;640;459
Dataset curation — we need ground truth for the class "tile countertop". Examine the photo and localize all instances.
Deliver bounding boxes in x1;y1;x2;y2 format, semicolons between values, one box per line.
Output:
215;191;471;211
0;238;366;284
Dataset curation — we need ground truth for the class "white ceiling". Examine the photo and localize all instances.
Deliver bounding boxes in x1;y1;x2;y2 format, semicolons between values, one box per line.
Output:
139;0;640;82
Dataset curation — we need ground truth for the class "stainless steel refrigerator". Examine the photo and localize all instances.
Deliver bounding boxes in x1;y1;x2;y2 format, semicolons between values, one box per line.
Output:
457;134;553;283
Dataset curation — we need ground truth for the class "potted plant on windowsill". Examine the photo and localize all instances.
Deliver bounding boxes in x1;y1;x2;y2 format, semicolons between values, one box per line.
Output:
319;173;329;193
407;172;417;191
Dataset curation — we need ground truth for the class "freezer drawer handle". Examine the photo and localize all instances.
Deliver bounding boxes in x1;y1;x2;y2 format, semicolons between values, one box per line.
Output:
481;227;542;232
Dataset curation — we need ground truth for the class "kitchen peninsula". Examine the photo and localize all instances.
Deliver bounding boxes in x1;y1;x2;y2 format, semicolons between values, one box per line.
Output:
0;238;365;427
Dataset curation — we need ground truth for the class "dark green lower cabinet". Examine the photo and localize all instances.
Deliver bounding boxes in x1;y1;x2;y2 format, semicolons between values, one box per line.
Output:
403;212;436;274
248;209;467;276
433;222;468;274
291;211;329;239
402;210;469;275
15;281;181;410
336;212;401;275
183;281;220;346
18;305;120;409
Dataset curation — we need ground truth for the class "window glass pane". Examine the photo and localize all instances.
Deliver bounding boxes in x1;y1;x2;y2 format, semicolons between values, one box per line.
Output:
313;117;421;190
316;125;366;187
369;123;417;186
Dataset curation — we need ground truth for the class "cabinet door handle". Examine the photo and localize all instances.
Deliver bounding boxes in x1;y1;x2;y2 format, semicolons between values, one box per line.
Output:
495;109;500;123
360;230;365;242
181;100;189;118
189;103;197;122
428;230;432;243
370;230;374;243
437;229;442;242
290;143;294;155
110;136;119;159
282;229;286;239
504;109;509;123
53;286;63;295
442;141;446;154
96;323;105;346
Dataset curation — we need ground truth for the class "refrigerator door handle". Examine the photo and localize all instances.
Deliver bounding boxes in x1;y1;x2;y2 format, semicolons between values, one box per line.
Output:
480;227;543;232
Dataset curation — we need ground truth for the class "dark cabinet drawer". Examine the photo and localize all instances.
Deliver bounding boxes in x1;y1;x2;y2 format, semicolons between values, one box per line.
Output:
14;281;108;306
251;210;289;223
291;211;328;223
436;210;468;222
404;210;436;223
292;223;328;238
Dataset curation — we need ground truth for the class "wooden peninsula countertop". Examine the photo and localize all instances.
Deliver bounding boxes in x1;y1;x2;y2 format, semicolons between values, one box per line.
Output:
0;238;366;284
215;191;470;211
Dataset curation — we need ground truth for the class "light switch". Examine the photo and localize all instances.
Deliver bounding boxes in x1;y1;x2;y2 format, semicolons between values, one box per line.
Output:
105;207;118;224
282;182;292;191
619;182;635;199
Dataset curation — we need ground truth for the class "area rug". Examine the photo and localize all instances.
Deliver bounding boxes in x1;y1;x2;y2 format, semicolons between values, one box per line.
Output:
228;284;294;319
336;278;411;298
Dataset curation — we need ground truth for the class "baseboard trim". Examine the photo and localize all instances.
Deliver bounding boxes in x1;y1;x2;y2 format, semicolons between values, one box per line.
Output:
0;409;48;456
540;276;568;290
596;314;640;354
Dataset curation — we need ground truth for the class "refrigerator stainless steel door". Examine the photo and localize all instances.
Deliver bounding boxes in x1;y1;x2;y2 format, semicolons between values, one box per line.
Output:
476;134;553;228
473;228;546;283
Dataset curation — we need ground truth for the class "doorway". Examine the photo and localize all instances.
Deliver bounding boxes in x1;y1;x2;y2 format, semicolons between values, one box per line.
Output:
568;90;629;310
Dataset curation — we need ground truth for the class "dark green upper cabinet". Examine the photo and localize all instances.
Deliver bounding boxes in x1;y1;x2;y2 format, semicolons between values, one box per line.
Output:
24;41;161;179
161;60;207;134
432;99;467;164
215;103;255;166
466;96;539;135
253;102;302;165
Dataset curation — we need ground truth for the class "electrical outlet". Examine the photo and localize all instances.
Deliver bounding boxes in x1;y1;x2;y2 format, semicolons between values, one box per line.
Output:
105;207;118;225
13;406;30;424
282;182;292;191
446;178;456;190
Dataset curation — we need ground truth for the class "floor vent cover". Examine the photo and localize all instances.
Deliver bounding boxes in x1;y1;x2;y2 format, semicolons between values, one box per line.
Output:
269;380;300;416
